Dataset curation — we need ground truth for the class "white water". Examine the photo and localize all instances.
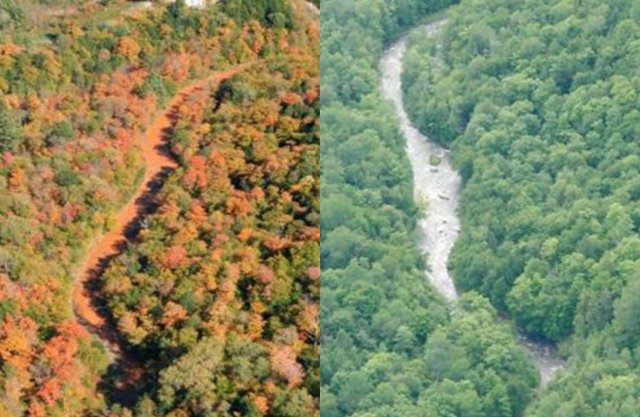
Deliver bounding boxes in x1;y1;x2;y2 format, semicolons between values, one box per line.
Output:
380;20;565;387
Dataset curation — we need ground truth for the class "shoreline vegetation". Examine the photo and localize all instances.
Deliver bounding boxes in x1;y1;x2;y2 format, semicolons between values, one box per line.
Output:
320;1;553;416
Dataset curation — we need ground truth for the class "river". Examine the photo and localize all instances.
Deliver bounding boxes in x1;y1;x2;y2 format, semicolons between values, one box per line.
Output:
380;20;565;387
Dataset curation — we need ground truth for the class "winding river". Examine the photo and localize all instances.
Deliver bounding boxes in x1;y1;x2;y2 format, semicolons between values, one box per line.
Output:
380;20;566;387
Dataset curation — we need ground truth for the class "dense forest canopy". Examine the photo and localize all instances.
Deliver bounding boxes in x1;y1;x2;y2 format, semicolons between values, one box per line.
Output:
101;39;319;416
0;0;318;416
403;0;640;414
321;0;542;416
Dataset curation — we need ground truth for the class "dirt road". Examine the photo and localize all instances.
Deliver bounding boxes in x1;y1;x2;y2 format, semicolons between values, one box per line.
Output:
72;66;245;401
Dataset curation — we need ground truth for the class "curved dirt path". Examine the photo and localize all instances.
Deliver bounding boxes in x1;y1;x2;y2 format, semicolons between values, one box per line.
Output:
380;21;566;387
72;66;245;400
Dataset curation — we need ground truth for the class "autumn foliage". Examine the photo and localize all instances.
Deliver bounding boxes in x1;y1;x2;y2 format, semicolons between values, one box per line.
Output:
100;28;319;415
0;1;318;416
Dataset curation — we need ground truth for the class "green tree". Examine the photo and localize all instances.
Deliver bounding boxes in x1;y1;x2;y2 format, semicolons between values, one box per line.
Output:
0;97;21;152
613;277;640;348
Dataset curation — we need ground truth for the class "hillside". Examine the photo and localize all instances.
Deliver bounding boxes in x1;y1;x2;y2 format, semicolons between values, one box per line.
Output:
0;0;318;416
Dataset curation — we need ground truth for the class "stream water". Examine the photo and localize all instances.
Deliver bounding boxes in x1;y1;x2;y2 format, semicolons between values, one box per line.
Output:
380;20;566;387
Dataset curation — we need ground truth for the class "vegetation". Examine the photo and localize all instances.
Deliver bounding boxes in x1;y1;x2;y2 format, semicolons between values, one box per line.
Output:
403;0;640;414
221;0;294;28
0;0;317;415
101;34;319;416
321;0;538;416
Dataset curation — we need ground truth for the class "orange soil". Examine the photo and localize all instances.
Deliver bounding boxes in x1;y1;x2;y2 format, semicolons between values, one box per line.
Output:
72;67;245;362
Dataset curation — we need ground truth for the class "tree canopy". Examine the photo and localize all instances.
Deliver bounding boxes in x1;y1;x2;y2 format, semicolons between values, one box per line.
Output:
403;0;640;414
0;0;318;415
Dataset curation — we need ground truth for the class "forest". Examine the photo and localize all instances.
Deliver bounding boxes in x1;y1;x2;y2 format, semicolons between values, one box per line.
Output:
100;28;319;417
0;0;318;416
321;0;541;416
403;0;640;414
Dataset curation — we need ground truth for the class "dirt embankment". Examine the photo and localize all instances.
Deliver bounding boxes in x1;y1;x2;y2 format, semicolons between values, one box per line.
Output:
72;66;245;403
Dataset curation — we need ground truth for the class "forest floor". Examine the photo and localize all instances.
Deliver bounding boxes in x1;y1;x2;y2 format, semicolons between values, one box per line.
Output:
72;65;247;405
